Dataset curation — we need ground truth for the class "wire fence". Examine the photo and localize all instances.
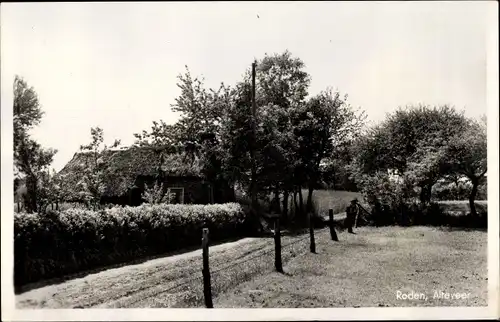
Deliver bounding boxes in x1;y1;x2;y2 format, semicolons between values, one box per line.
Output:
118;227;333;308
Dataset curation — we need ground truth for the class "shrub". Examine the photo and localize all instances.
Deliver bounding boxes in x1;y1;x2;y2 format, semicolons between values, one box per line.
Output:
14;203;253;287
359;172;487;228
357;171;419;226
431;180;487;201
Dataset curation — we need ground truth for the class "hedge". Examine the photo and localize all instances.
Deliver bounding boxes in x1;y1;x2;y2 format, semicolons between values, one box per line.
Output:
14;203;254;287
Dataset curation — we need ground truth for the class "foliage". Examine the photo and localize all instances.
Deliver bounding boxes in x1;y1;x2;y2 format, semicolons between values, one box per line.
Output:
141;181;174;204
292;89;366;213
256;50;310;109
356;171;420;226
77;127;121;209
350;105;471;205
432;180;487;201
33;170;72;213
13;76;57;213
14;203;252;286
444;118;487;215
134;67;231;193
130;51;366;224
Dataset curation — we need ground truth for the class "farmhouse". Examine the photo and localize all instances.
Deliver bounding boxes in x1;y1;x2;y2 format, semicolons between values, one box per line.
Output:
59;146;235;206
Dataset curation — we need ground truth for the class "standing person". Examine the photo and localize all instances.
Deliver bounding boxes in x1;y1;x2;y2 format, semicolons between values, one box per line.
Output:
345;199;359;234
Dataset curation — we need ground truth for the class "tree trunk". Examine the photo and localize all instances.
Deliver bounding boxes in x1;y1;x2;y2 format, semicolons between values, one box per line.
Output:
298;187;304;220
293;190;298;217
282;190;289;219
26;175;38;213
306;185;314;213
469;179;479;216
273;188;281;214
419;183;433;204
419;185;425;203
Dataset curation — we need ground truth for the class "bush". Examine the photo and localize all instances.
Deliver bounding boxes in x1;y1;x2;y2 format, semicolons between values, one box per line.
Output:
14;203;253;287
357;172;419;226
431;181;487;201
359;172;487;228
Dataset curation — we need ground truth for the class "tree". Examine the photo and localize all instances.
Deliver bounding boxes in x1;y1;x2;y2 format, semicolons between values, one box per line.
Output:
256;50;310;109
446;118;487;216
292;89;366;216
220;52;365;223
78;127;120;210
13;76;57;213
135;67;234;203
35;169;69;213
219;81;251;173
170;66;227;158
254;51;311;217
351;105;469;204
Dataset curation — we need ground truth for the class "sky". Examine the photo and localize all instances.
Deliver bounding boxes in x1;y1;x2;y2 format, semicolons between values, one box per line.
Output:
1;1;495;172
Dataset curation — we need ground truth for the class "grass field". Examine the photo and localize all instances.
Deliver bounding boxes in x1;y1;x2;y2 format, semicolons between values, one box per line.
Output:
309;190;487;219
214;226;487;308
16;225;487;308
308;189;364;216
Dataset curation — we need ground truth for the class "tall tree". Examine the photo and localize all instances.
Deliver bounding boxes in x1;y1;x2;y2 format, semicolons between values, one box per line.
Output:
293;89;366;215
219;81;254;195
446;118;487;216
255;51;311;216
13;76;57;213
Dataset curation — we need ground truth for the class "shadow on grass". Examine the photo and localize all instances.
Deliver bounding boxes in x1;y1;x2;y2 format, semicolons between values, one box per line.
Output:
14;235;250;295
437;226;488;233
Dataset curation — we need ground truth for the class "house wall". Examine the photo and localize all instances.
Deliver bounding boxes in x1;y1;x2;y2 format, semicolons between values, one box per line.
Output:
100;176;234;206
133;176;209;205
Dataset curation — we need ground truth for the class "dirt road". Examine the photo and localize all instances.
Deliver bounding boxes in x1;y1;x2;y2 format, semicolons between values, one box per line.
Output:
16;230;319;308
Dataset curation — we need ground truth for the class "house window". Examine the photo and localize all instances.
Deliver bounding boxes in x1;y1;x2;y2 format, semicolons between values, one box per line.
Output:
167;187;184;204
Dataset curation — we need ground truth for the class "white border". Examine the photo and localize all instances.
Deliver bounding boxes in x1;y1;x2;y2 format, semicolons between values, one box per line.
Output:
486;0;500;317
3;307;497;321
2;2;499;321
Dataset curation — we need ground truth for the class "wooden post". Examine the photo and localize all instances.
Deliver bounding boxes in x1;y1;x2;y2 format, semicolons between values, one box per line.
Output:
329;209;339;241
202;228;213;308
309;212;316;253
274;218;283;272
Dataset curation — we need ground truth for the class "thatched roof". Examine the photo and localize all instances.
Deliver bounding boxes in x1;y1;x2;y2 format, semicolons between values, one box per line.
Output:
59;146;203;197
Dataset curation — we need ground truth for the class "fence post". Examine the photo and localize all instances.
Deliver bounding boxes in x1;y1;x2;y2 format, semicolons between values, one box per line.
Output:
309;212;316;253
329;209;339;241
202;228;213;308
274;218;283;273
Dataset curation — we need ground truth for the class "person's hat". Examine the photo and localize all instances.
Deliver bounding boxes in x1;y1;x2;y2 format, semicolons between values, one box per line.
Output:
351;198;358;203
